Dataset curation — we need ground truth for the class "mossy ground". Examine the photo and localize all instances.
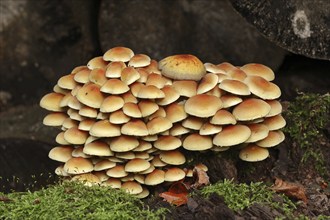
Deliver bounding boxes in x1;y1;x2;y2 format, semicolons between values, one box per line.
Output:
0;181;167;220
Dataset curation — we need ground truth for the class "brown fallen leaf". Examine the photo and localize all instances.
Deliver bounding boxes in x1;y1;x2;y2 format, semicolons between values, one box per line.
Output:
159;181;189;206
270;177;308;204
190;166;210;189
159;191;188;206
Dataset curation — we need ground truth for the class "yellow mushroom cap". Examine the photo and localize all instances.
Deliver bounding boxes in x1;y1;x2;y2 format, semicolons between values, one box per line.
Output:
125;158;151;173
159;54;206;81
159;150;186;165
239;144;270;162
213;125;251;146
48;146;74;162
164;167;186;182
103;46;134;62
183;133;213;151
240;63;275;81
40;92;64;111
64;157;94;174
184;94;223;118
232;98;271;121
244;75;281;100
144;169;165;185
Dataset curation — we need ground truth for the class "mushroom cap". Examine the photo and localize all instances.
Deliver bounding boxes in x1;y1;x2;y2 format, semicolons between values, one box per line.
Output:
172;80;197;97
265;100;283;117
227;69;247;81
55;165;69;176
240;63;275;81
239;144;269;162
76;83;105;108
245;123;270;143
154;135;182;151
165;102;188;123
151;155;167;167
100;95;125;113
101;178;122;188
146;73;167;89
64;127;88;145
71;146;91;158
159;150;186;165
204;62;227;74
182;116;204;130
79;106;98;118
123;102;142;118
125;158;151;172
105;61;126;78
216;62;237;73
184;94;223;118
116;152;135;160
103;46;134;62
232;98;271;121
71;173;101;186
157;85;180;106
213;125;251;146
135;187;150;199
256;130;285;148
40;92;64;111
136;85;165;99
263;114;286;130
109;110;130;124
83;141;113;156
183;133;213;151
244;76;281;100
106;165;128;178
58;74;77;90
220;95;243;108
164;167;186;182
132;140;152;152
109;135;139;152
128;54;151;68
210;109;237;125
74;68;90;83
94;159;116;171
64;157;94;174
169;124;191;136
138;100;159;117
144;169;165;185
197;73;219;94
89;68;107;86
43;112;67;126
159;54;206;81
199;122;222;135
219;79;251;96
89;120;121;137
101;79;130;94
55;132;70;145
121;119;148;136
147;116;173;135
121;67;140;85
87;56;108;70
93;171;109;182
48;146;74;162
121;181;143;195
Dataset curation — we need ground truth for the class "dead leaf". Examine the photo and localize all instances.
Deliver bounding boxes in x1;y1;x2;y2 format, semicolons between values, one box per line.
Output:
159;191;188;206
159;182;189;206
191;166;210;189
271;177;308;204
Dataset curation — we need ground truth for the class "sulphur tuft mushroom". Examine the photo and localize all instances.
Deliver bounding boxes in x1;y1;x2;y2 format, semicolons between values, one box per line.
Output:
40;46;285;197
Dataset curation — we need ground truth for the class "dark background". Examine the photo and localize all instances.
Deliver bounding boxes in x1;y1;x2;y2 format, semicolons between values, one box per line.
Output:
0;0;329;191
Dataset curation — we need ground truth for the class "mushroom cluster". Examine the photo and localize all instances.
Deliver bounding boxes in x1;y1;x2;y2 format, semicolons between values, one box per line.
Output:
40;46;285;197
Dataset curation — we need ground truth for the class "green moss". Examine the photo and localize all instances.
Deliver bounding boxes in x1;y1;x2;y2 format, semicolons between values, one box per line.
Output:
0;181;167;220
283;92;330;176
201;179;296;216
